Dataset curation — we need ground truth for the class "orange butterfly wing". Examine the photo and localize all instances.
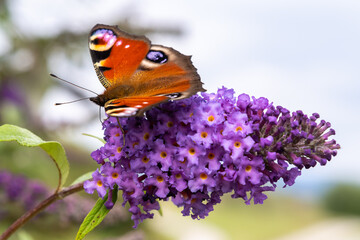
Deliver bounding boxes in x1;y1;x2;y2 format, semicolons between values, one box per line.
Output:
89;24;205;117
89;24;150;88
104;96;169;117
130;45;203;98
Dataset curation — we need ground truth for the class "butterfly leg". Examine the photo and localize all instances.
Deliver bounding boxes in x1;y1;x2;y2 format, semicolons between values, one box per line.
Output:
99;106;104;124
116;117;126;147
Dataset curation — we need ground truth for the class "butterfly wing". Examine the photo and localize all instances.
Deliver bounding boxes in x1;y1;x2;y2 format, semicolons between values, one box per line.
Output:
89;24;151;88
104;95;169;117
89;24;205;117
131;44;205;100
101;45;205;117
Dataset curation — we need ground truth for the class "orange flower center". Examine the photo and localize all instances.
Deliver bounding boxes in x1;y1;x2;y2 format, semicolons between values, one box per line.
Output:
201;132;208;138
200;173;208;180
142;156;149;163
112;172;119;179
234;141;241;148
208;115;215;122
156;176;164;182
208;153;215;159
245;165;252;172
143;132;150;140
96;180;103;187
188;148;196;155
160;151;167;158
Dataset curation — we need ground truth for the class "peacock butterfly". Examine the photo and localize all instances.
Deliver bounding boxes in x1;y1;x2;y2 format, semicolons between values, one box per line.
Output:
88;24;206;117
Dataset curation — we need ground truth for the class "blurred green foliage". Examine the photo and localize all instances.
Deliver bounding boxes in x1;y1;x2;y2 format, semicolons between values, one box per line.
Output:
323;184;360;216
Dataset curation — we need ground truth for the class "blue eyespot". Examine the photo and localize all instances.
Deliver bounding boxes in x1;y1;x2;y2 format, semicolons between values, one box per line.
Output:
146;50;168;64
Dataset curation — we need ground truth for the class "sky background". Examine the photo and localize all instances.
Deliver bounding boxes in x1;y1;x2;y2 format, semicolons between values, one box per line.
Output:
4;0;359;193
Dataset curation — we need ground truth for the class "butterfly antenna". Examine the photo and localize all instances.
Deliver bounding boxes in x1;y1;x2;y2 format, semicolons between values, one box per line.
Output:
50;73;98;96
55;97;91;105
116;117;126;147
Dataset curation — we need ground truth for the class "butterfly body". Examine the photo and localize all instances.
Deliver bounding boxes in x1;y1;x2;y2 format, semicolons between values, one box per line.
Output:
89;24;205;117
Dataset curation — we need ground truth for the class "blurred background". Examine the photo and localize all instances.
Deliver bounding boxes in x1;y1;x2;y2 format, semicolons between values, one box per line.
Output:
1;0;360;239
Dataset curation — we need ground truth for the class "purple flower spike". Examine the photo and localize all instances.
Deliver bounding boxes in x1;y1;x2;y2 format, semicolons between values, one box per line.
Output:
84;87;340;227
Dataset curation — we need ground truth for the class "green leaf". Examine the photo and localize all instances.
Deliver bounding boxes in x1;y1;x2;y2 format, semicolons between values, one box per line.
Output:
70;171;93;186
76;187;118;240
0;124;69;190
157;204;163;217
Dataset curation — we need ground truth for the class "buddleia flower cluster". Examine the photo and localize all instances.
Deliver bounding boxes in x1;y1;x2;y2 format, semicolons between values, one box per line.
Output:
84;87;340;227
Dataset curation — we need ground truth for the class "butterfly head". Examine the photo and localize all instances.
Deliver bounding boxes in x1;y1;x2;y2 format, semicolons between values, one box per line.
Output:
89;95;106;107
